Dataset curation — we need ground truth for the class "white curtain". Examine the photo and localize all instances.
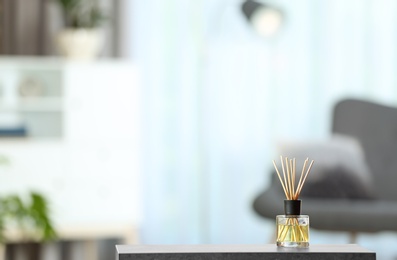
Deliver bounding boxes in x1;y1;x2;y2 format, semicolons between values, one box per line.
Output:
129;0;397;244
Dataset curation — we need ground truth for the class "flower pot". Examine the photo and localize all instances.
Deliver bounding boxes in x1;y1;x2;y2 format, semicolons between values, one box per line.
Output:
56;28;103;60
5;242;41;260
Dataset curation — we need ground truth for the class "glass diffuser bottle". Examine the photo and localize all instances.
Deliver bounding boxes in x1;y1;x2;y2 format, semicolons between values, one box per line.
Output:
272;156;314;248
276;199;309;247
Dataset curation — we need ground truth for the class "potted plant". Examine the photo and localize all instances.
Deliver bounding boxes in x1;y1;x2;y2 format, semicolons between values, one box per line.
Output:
55;0;107;60
0;191;57;260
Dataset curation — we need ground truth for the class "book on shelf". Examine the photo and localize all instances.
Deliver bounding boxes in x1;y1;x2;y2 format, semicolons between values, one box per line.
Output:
0;125;27;137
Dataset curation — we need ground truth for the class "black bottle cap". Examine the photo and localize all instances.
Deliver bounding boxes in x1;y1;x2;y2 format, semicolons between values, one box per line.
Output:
284;200;301;215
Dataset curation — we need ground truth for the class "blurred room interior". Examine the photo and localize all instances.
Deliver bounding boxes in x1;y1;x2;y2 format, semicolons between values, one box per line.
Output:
1;0;397;259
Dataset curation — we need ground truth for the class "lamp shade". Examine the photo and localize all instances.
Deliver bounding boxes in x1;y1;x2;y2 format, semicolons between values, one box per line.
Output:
241;0;283;37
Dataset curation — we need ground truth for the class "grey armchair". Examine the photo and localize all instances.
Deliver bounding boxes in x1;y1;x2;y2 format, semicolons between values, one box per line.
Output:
253;98;397;242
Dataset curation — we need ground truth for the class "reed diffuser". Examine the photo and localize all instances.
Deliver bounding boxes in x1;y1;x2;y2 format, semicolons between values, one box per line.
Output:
273;156;314;248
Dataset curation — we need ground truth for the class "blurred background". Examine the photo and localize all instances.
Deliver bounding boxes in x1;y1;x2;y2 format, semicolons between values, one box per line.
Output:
1;0;397;259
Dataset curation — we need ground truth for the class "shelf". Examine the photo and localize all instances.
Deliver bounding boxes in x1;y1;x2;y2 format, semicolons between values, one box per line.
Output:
0;97;63;112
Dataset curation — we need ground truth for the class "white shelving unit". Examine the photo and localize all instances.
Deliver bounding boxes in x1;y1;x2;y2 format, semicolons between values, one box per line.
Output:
0;57;142;258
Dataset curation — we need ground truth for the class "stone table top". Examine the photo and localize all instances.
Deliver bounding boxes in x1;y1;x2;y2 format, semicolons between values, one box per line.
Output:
116;244;376;260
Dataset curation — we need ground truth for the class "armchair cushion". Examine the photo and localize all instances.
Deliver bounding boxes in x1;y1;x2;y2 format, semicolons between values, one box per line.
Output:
299;166;376;199
276;134;376;200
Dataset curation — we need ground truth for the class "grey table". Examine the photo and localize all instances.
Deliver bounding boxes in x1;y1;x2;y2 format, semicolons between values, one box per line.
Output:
116;244;376;259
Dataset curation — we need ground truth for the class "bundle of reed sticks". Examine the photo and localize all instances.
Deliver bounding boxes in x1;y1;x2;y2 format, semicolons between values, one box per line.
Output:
272;156;314;200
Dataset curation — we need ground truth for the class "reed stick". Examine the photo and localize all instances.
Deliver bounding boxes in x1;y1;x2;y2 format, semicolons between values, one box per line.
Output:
291;158;296;199
280;156;289;198
294;158;308;199
285;157;292;199
295;159;314;197
273;160;288;198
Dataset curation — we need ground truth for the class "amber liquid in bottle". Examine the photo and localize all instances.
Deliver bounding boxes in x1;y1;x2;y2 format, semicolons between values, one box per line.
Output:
276;215;309;248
